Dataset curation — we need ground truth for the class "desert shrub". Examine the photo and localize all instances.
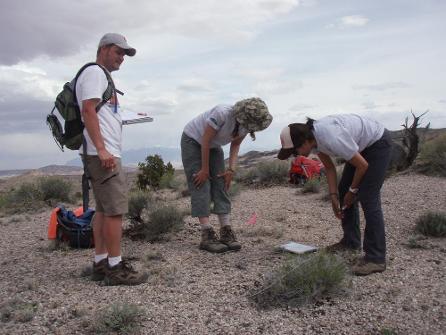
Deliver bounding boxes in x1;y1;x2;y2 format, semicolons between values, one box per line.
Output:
127;204;185;242
127;190;152;221
405;235;428;249
302;178;321;194
380;329;397;335
228;182;242;198
235;161;288;185
38;176;72;203
94;302;144;334
234;167;258;185
250;252;349;308
0;299;37;323
158;171;175;189
415;211;446;237
136;154;175;190
417;134;446;176
256;161;289;185
6;182;41;205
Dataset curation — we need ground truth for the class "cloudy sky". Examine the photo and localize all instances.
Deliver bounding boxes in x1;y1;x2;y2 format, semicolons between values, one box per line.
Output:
1;0;445;169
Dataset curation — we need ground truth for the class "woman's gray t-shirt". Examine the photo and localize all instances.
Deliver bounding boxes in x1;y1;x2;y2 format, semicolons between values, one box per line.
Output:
313;114;385;161
183;104;248;148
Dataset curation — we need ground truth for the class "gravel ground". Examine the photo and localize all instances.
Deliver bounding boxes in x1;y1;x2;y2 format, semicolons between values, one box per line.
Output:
0;172;445;335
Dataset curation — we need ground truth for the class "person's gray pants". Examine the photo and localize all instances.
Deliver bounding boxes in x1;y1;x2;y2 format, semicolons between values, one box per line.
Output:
338;130;393;263
181;132;231;218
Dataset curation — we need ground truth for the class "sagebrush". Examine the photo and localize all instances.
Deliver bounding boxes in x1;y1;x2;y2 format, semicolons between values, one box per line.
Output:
235;161;288;185
415;211;446;237
127;204;185;242
94;302;144;334
251;252;349;308
417;134;446;176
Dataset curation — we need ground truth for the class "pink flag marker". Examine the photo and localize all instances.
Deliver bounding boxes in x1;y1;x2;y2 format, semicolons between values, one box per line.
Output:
246;212;257;225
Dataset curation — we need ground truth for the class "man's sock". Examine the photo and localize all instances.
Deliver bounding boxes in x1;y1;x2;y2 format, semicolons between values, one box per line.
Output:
200;223;212;231
108;255;122;267
94;253;108;264
218;214;230;228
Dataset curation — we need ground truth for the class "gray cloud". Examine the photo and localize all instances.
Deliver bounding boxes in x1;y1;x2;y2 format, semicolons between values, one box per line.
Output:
1;0;299;66
353;82;410;91
0;97;50;133
0;1;104;65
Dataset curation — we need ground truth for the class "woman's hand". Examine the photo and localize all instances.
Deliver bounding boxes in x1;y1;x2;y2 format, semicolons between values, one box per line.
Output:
193;169;209;188
342;191;356;210
330;194;343;220
217;169;234;191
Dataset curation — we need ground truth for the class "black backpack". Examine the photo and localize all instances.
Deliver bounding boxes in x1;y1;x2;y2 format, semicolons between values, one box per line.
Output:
46;62;116;151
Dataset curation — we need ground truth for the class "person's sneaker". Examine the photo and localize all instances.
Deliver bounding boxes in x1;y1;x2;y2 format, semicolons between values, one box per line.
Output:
103;260;149;286
351;258;386;276
219;226;242;251
199;228;229;253
325;241;360;253
91;258;108;281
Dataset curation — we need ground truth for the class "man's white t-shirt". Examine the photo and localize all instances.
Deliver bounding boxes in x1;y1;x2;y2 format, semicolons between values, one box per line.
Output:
75;65;122;157
313;114;385;161
183;104;248;148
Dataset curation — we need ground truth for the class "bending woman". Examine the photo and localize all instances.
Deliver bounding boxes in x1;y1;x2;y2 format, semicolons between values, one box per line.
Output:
181;98;272;253
278;114;393;275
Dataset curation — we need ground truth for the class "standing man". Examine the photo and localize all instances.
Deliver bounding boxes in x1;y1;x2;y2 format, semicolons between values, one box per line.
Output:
76;33;147;285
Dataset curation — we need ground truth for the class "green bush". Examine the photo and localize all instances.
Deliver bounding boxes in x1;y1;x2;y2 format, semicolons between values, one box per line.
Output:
7;182;41;205
251;252;349;308
38;176;72;203
234;167;258;185
257;161;289;185
94;302;144;334
417;134;446;176
127;204;185;242
136;154;175;190
228;182;242;198
127;190;152;221
415;211;446;237
0;299;37;323
302;178;321;194
159;171;184;190
236;161;288;186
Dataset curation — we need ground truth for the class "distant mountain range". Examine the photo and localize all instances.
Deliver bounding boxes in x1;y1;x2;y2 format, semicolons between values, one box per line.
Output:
1;128;444;178
65;147;182;167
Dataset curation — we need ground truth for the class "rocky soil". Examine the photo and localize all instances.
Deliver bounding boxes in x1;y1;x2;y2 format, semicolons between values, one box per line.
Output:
0;172;445;334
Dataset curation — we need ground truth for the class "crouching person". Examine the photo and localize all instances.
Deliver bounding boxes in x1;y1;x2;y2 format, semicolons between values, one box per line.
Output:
181;98;273;253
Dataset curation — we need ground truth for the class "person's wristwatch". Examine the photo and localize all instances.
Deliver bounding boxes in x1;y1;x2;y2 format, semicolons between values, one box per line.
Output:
348;186;359;194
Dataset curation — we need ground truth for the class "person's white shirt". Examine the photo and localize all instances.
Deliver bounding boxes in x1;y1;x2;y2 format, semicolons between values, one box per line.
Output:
313;114;385;160
184;104;248;147
75;65;122;157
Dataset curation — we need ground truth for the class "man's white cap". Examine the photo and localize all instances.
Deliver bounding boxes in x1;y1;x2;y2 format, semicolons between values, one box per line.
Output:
98;33;136;56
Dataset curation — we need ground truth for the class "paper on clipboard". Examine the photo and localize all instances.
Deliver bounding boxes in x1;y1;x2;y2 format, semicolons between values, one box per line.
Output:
121;110;154;125
278;241;318;254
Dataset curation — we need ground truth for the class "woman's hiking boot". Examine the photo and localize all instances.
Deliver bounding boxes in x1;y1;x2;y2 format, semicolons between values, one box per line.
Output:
91;258;108;281
104;260;148;286
219;226;242;251
325;240;361;253
351;257;386;276
199;228;229;253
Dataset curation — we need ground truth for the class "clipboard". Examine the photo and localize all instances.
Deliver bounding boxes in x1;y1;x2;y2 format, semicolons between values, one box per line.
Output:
121;110;154;125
